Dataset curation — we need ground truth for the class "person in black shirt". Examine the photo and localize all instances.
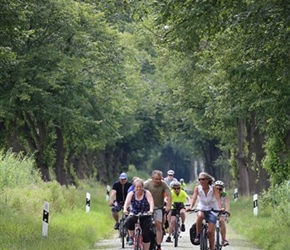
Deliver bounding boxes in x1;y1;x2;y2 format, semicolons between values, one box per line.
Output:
109;172;132;229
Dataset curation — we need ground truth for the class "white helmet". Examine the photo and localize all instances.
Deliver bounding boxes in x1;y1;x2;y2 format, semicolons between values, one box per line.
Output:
167;170;175;175
180;178;184;182
215;180;224;187
170;181;181;187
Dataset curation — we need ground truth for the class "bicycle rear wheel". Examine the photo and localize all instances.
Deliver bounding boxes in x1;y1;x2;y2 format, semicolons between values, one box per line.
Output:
174;216;179;247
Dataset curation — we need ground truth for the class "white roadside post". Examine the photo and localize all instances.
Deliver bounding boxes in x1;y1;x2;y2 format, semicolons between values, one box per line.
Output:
106;185;110;201
234;188;238;202
253;194;258;216
42;201;49;237
86;192;90;213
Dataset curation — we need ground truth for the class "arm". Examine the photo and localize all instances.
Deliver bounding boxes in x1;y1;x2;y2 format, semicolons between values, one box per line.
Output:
164;184;172;212
187;186;198;210
224;195;230;214
214;186;223;210
123;191;133;213
146;190;154;214
109;189;117;206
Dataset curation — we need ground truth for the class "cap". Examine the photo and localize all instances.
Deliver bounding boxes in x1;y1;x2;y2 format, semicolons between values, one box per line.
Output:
119;173;128;179
167;170;174;175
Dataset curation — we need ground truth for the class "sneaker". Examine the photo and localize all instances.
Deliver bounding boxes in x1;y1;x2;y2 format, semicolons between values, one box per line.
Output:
181;224;185;232
128;237;134;245
165;236;172;242
114;222;120;230
157;246;162;250
223;239;229;246
126;236;129;242
193;235;200;245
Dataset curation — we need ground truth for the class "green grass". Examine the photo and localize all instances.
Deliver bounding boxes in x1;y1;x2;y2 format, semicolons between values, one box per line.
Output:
0;181;114;250
230;194;290;250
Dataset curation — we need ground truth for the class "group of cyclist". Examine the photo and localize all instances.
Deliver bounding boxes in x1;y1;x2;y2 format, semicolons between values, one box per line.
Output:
109;170;230;250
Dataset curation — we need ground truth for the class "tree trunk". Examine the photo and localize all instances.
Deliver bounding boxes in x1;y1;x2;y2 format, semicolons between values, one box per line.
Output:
246;112;270;194
54;126;68;186
236;119;250;196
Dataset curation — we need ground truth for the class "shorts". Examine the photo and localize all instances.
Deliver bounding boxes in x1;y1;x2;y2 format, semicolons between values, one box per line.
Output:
204;211;218;224
171;208;185;217
154;208;163;223
111;202;123;213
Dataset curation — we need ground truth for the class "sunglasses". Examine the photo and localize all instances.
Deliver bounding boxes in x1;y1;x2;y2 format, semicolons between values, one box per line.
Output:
217;188;223;191
198;178;207;181
173;187;180;190
120;178;127;181
168;174;173;176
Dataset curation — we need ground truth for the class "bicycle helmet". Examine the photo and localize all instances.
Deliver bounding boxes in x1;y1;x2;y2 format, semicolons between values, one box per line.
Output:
180;178;184;182
171;181;181;187
167;170;175;175
215;180;224;187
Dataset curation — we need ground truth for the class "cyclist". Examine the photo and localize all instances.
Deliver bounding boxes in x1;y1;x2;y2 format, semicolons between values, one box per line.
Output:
164;170;177;187
179;178;186;190
109;172;132;230
165;181;191;243
123;178;154;250
186;172;223;250
144;170;172;250
215;180;230;246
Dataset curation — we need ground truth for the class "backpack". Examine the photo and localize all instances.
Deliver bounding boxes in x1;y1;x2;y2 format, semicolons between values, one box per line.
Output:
189;223;197;245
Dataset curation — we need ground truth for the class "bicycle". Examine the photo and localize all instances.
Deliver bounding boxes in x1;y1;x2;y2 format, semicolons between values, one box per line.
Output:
112;202;128;248
214;211;230;250
129;212;152;250
171;202;184;247
119;211;128;248
193;209;228;250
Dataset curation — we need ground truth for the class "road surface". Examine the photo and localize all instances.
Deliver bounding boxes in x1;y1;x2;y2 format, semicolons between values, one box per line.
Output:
94;212;262;250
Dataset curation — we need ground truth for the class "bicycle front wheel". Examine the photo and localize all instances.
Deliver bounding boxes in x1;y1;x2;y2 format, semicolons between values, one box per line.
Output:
174;216;179;247
215;227;222;250
200;224;208;250
135;229;142;250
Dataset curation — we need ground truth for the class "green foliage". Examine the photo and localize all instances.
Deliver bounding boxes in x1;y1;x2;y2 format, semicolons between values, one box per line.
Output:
0;149;41;189
0;180;113;250
230;192;290;250
259;181;290;227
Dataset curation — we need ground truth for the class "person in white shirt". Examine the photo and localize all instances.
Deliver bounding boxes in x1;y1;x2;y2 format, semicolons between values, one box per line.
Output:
163;170;177;187
187;172;223;250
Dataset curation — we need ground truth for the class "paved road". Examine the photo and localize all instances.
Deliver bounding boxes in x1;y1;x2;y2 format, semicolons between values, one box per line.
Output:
94;212;262;250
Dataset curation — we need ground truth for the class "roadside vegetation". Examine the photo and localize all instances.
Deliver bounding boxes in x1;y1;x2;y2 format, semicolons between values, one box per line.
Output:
0;151;113;250
1;150;290;250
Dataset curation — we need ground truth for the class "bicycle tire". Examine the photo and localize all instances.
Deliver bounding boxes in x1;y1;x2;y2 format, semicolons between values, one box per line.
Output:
200;223;208;250
135;229;142;250
174;215;179;247
215;226;222;250
121;219;126;248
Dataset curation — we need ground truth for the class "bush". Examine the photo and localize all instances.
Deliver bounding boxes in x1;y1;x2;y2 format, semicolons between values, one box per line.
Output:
0;149;41;189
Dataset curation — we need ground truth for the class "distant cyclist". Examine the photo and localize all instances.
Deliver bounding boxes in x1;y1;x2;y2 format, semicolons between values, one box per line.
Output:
164;170;177;187
109;172;132;230
186;172;223;250
165;181;191;243
215;180;230;246
179;178;186;190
